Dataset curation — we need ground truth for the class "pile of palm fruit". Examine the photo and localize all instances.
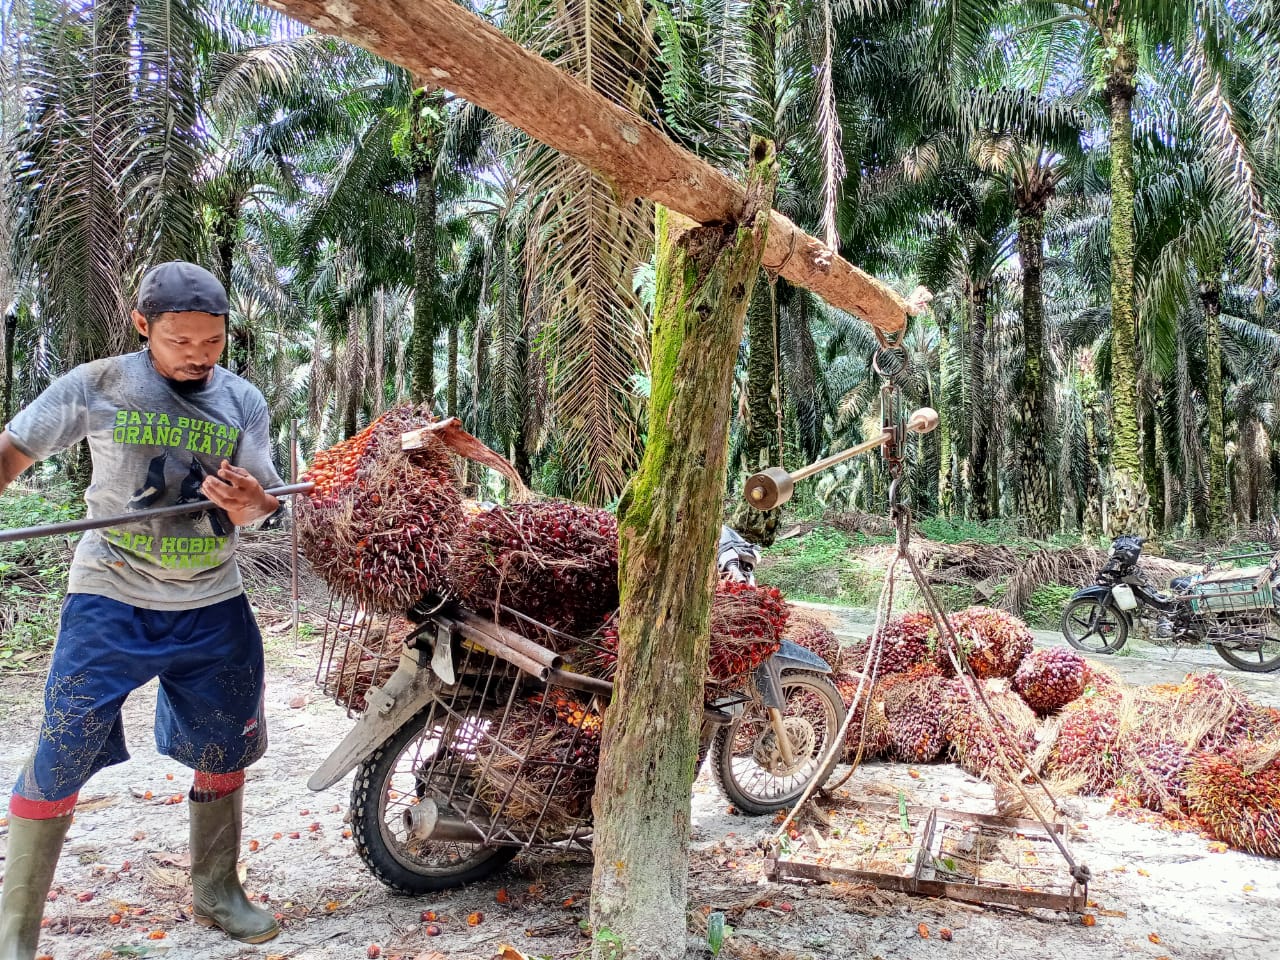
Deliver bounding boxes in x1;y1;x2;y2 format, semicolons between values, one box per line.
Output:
832;606;1280;858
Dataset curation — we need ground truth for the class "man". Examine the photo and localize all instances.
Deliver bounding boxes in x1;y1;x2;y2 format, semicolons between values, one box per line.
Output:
0;262;283;957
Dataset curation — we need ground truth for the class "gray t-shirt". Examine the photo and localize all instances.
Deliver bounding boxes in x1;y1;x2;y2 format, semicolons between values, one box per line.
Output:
6;350;284;610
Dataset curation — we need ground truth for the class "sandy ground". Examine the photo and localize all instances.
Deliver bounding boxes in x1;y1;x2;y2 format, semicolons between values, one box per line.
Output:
2;605;1279;960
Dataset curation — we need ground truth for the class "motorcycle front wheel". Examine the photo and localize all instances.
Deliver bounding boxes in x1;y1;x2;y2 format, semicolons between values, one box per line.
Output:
711;671;846;816
349;708;518;894
1060;596;1129;654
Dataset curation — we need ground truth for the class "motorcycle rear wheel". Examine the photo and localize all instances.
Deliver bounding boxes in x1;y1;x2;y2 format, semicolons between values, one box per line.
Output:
1212;630;1280;673
1060;597;1128;654
711;671;846;816
349;708;518;894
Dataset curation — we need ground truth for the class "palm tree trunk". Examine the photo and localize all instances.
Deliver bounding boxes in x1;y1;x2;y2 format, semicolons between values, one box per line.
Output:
446;320;459;417
1015;202;1053;537
938;323;954;518
411;159;438;406
967;280;991;521
1140;392;1163;529
729;282;781;544
1201;278;1228;534
591;142;776;960
1103;42;1149;535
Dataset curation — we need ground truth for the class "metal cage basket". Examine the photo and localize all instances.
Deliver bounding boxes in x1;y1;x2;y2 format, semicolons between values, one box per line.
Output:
1186;570;1275;616
314;592;413;715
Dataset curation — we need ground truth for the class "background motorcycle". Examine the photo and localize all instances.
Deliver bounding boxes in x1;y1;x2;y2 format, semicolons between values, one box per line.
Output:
308;526;846;893
1061;534;1280;672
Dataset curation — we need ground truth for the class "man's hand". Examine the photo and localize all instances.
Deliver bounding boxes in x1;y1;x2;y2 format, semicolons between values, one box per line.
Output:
201;460;279;527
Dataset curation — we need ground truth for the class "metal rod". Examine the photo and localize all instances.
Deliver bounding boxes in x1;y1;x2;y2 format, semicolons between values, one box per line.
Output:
0;482;316;544
788;432;891;484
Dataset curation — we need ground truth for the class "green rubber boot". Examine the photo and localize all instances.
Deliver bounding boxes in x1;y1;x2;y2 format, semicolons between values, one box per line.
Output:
189;788;280;944
0;813;71;960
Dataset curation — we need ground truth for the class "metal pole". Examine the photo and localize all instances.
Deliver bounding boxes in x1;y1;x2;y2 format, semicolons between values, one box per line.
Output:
0;482;315;544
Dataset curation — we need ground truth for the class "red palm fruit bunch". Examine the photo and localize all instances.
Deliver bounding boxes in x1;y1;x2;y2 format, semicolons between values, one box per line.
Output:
297;404;462;611
706;581;788;686
882;672;951;764
832;671;891;762
301;418;381;505
447;502;618;639
1172;672;1274;751
476;695;602;831
590;581;787;691
1119;737;1195;814
1046;697;1124;794
783;608;842;670
933;607;1033;679
945;679;1037;781
1081;662;1123;700
1185;741;1280;857
1011;647;1088;715
846;611;935;677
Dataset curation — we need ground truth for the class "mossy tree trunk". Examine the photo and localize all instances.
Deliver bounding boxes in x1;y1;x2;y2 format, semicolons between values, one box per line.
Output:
1014;197;1054;537
1201;277;1229;535
729;284;782;544
1103;41;1149;535
591;140;777;960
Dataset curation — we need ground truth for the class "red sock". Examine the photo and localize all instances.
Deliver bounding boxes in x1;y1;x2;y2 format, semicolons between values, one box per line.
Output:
9;792;78;819
190;770;245;802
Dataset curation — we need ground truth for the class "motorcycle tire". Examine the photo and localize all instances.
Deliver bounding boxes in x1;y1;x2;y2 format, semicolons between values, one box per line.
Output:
1060;596;1128;655
1212;633;1280;673
349;708;518;894
711;671;846;817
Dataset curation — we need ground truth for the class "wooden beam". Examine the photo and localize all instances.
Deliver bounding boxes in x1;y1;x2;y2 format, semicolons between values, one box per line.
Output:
260;0;917;335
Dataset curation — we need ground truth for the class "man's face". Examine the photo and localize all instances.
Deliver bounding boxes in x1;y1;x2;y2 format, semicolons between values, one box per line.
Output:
132;310;227;382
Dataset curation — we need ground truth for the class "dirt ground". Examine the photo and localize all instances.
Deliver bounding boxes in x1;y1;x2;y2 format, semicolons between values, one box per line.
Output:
3;607;1280;960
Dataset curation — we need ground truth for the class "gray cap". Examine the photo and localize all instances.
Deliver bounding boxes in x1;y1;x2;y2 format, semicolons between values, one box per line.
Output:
135;261;229;316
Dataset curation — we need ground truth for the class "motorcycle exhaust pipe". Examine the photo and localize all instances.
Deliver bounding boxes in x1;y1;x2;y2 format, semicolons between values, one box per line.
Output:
402;803;488;843
744;407;938;511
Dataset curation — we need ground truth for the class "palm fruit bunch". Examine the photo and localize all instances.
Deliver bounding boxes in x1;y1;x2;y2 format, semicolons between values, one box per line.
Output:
476;693;602;833
706;580;788;686
1171;672;1276;751
881;671;951;764
1185;742;1280;857
945;679;1037;781
783;607;842;670
1119;737;1195;813
832;671;891;762
297;404;462;611
591;580;787;691
1081;662;1123;701
846;611;935;677
934;606;1033;679
323;614;414;712
1045;697;1124;794
447;501;618;639
1011;647;1088;715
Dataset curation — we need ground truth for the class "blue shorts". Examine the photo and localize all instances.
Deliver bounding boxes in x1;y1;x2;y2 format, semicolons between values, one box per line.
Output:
13;593;268;803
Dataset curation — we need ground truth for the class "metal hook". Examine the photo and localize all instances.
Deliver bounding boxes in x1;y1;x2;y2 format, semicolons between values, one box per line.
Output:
871;346;909;384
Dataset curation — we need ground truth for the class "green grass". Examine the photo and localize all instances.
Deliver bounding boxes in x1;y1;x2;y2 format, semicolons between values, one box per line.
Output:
0;489;78;669
1023;583;1076;629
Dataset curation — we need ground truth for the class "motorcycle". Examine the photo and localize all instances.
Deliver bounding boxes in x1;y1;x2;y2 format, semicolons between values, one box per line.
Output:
1061;534;1280;673
306;527;846;893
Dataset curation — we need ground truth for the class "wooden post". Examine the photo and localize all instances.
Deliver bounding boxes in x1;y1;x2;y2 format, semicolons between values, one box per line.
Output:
588;140;778;960
258;0;911;334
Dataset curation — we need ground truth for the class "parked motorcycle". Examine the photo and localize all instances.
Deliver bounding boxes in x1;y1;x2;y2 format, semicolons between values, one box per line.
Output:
1061;534;1280;673
307;528;845;893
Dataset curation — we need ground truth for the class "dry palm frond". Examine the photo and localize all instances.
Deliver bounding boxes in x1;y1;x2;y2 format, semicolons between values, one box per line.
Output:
506;0;657;506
